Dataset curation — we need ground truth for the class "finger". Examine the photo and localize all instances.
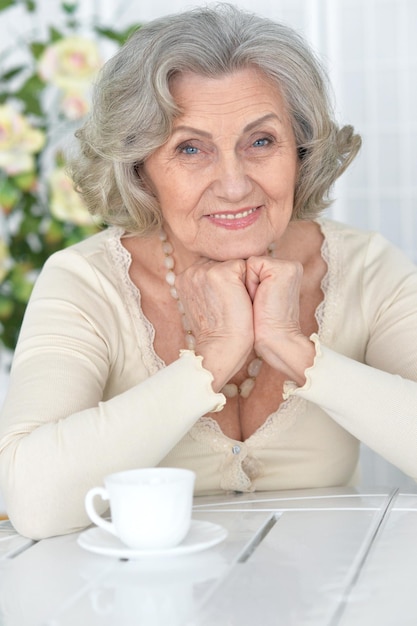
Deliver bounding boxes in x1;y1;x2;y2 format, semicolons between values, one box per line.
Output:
245;255;276;300
245;262;260;301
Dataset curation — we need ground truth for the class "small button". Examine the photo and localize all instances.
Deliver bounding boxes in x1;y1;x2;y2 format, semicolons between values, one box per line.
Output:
232;445;241;455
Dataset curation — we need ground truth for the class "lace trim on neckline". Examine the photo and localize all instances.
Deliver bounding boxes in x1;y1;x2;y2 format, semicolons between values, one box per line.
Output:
315;218;342;345
106;227;165;376
106;220;342;444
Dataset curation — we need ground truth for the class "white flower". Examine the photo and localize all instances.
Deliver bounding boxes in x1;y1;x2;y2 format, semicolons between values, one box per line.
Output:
38;36;101;92
60;91;90;120
48;167;93;226
0;104;45;175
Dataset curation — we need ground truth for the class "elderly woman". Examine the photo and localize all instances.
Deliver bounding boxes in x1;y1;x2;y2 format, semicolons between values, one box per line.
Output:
1;4;417;539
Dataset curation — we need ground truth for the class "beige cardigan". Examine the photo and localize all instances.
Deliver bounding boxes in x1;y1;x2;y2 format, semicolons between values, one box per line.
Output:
1;218;417;539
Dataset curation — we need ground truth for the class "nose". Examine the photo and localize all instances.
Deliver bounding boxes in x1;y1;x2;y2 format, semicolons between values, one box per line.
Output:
210;151;253;202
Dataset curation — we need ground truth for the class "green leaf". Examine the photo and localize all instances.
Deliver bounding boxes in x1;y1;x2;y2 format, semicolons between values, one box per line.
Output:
15;74;45;116
0;296;14;321
49;26;63;42
25;0;36;11
62;2;78;14
44;220;65;245
12;171;37;192
9;270;34;303
95;24;139;45
30;41;47;60
1;66;25;82
0;0;16;11
0;300;28;350
94;27;122;43
0;178;21;211
18;213;42;237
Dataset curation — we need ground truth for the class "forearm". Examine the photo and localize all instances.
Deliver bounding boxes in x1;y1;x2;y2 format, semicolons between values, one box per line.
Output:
284;335;417;480
0;351;224;539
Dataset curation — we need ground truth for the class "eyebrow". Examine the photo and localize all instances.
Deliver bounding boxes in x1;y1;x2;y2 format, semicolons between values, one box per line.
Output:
172;113;283;138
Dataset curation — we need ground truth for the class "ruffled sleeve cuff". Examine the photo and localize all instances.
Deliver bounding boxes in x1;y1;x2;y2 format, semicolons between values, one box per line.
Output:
282;333;322;400
177;349;226;413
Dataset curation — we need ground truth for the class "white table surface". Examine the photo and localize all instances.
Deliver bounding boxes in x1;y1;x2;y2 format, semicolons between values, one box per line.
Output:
0;486;416;626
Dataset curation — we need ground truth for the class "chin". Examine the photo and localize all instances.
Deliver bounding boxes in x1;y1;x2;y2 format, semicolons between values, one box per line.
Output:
194;228;276;261
207;245;269;262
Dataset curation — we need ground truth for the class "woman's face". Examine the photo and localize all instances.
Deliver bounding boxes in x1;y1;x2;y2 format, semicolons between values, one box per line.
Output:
143;67;299;265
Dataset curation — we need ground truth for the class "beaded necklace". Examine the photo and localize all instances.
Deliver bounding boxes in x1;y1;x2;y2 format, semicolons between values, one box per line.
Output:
159;228;275;399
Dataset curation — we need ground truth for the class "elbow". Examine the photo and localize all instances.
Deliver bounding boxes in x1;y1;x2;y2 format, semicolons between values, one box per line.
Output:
0;477;90;540
0;445;91;539
5;495;89;540
6;502;90;540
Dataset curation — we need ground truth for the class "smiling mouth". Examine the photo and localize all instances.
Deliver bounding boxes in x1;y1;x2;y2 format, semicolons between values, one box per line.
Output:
208;207;258;220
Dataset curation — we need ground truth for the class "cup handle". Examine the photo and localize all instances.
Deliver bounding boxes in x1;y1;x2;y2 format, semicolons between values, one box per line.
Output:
85;486;117;536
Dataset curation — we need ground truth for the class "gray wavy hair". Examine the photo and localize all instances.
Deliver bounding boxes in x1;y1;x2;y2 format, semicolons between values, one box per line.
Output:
70;3;361;234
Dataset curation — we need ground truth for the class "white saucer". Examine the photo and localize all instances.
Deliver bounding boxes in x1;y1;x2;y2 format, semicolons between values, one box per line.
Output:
77;520;227;559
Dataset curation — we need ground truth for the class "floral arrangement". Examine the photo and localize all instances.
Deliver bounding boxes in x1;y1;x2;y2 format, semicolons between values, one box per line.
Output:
0;0;138;352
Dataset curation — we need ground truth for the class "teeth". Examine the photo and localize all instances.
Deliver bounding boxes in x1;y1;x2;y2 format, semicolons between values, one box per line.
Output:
211;207;257;220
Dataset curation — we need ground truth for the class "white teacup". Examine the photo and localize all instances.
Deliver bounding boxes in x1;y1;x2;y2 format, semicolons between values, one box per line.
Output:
85;467;196;550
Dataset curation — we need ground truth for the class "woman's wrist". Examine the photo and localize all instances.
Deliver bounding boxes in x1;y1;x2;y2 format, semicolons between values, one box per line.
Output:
195;340;252;393
256;332;316;386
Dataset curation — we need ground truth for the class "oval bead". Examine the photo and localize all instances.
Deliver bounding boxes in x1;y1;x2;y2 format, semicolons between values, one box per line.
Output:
239;377;256;398
162;241;173;254
163;256;174;270
222;383;238;398
185;333;196;349
247;357;263;378
165;270;176;286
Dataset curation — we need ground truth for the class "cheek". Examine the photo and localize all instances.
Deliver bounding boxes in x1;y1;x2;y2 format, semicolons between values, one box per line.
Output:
160;188;197;224
261;175;296;202
160;172;206;215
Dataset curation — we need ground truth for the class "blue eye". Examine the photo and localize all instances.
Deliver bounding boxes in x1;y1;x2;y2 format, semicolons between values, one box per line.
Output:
253;137;270;147
179;144;199;155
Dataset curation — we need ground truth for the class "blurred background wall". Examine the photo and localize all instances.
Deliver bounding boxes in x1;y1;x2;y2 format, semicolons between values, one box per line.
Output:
0;0;416;496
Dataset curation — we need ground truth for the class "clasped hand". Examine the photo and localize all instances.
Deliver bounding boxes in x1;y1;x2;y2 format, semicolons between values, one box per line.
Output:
175;256;315;391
